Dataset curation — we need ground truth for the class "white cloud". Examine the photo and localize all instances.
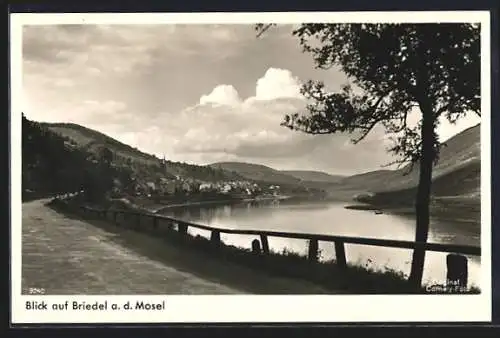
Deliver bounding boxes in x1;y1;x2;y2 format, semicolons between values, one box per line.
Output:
168;65;481;171
199;84;242;107
253;67;303;101
169;68;310;159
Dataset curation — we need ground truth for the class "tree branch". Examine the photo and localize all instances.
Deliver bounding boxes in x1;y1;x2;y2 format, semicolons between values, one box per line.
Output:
351;117;383;144
256;24;274;38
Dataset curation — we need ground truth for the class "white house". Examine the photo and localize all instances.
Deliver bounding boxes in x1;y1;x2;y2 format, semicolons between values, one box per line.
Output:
199;183;213;191
182;182;192;192
221;184;232;193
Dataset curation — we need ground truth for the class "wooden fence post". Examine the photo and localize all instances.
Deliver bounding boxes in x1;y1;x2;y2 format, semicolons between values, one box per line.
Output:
334;241;347;268
308;239;319;262
211;230;221;248
178;223;188;236
446;254;468;290
167;220;175;232
252;239;261;254
260;234;270;254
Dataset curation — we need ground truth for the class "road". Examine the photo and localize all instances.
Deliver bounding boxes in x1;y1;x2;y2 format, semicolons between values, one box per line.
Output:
22;199;330;295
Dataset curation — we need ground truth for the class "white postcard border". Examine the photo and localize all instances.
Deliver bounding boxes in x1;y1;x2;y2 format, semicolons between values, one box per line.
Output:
10;11;492;324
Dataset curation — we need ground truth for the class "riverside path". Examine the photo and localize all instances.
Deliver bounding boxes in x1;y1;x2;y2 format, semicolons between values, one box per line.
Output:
21;199;330;295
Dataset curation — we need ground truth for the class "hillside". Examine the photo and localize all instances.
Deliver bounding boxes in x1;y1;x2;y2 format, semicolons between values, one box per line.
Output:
32;118;479;208
281;170;345;183
210;162;302;185
337;123;481;205
45;123;159;166
45;123;246;183
22;115;133;203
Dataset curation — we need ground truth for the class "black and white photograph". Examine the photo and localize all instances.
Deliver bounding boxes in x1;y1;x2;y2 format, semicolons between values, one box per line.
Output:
11;11;491;323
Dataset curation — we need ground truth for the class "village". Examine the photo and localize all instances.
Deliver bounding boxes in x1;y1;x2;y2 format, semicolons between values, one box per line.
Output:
104;155;285;202
128;175;284;201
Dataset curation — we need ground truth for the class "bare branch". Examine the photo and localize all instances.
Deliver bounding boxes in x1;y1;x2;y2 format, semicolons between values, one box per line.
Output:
256;24;274;38
351;117;383;144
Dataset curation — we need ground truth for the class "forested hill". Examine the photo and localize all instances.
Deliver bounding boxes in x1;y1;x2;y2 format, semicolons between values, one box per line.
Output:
22;114;132;202
44;122;246;182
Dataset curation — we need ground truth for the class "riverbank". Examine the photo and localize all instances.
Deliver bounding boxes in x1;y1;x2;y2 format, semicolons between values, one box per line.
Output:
324;183;480;225
129;194;295;213
344;204;382;211
50;197;480;294
347;193;480;225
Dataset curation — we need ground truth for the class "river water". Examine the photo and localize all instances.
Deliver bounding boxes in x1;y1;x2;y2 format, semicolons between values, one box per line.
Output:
159;200;481;288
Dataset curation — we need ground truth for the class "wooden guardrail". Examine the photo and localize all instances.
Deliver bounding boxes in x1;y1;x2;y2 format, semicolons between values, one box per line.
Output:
56;197;481;288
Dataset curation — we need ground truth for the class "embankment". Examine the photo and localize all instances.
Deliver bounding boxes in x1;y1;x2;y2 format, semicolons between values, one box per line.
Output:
49;197;480;294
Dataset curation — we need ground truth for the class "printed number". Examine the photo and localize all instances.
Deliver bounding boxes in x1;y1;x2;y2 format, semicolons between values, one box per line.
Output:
28;287;46;295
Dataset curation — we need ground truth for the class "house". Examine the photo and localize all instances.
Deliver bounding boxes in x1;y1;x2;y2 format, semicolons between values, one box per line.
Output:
164;181;177;194
146;182;156;191
182;182;191;192
199;183;213;192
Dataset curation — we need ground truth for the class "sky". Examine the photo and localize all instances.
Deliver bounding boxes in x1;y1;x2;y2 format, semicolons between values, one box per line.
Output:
22;24;481;176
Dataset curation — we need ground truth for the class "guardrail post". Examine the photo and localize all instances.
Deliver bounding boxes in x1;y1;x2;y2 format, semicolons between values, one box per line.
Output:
334;241;347;268
260;234;270;254
178;223;188;235
446;254;468;289
166;220;174;231
152;216;158;229
308;239;319;262
211;230;221;248
252;239;261;254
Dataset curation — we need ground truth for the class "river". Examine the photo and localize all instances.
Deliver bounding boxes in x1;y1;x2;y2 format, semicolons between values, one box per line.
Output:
159;200;481;289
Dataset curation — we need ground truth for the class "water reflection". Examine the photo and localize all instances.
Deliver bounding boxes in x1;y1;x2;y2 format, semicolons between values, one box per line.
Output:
160;201;481;288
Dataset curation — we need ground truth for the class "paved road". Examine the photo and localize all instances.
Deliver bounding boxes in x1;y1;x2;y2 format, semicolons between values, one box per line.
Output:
22;199;241;294
22;199;330;295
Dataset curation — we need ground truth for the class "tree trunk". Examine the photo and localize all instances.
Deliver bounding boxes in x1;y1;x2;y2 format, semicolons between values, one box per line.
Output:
408;100;436;289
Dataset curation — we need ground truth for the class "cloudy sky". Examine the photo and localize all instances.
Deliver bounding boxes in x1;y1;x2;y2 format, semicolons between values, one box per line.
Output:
22;24;481;175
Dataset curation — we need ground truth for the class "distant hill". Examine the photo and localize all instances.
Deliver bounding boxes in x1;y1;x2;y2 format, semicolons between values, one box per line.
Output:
209;162;302;185
282;170;345;183
334;123;480;205
36;119;480;207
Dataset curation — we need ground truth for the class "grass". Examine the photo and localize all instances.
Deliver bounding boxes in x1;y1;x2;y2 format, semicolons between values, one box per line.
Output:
48;198;481;295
